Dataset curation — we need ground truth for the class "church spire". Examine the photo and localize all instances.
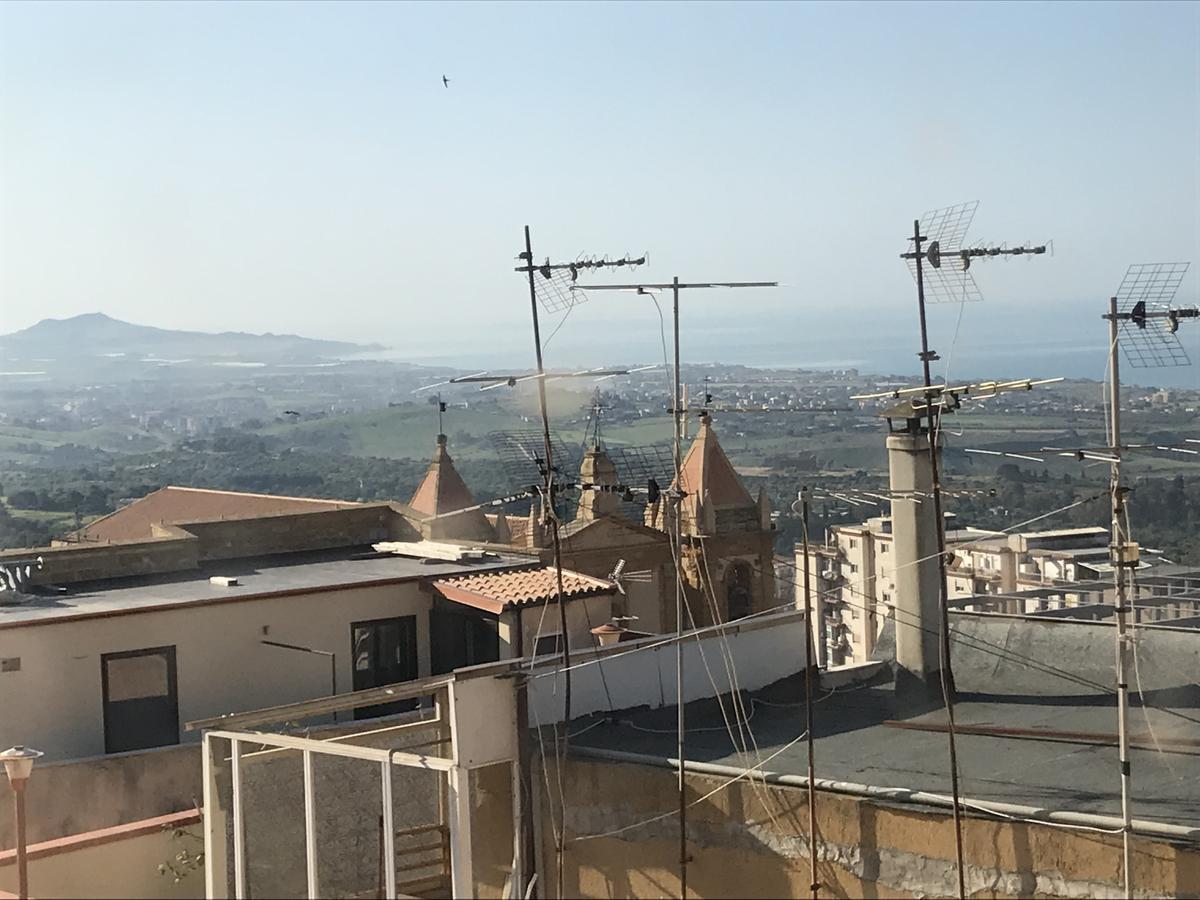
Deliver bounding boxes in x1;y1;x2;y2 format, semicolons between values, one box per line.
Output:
409;434;478;517
671;412;758;535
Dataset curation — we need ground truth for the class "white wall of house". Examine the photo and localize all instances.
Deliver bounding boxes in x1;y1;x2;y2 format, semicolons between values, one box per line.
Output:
0;583;433;761
512;595;615;657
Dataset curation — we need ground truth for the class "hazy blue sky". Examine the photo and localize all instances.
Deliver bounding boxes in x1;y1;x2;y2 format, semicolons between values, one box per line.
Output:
1;1;1197;379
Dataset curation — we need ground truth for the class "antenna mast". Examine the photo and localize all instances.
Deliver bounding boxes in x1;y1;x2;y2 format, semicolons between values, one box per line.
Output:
1102;261;1195;900
899;201;1048;900
515;230;645;898
573;275;777;900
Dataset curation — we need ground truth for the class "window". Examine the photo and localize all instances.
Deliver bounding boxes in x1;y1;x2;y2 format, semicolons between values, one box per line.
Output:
726;563;753;622
849;563;858;574
534;634;563;657
351;616;419;720
880;544;889;554
849;539;858;549
102;646;179;754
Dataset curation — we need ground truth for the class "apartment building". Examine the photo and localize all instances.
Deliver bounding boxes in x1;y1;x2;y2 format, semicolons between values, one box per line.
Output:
796;517;1154;665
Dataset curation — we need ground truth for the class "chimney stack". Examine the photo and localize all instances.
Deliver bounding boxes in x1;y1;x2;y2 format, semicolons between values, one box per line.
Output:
882;401;944;698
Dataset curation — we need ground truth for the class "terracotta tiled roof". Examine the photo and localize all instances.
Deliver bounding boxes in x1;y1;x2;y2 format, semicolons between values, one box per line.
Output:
75;486;358;543
432;566;614;615
409;435;478;517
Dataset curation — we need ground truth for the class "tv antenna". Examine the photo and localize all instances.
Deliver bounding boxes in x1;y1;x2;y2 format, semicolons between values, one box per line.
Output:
572;274;777;899
412;365;654;393
899;201;1050;900
1102;261;1196;898
513;227;647;896
432;394;447;434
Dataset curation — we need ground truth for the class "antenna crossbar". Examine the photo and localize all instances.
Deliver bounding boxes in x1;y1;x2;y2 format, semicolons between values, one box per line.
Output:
851;376;1063;402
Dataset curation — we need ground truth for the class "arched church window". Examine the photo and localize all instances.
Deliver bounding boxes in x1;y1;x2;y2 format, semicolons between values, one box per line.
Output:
726;563;753;622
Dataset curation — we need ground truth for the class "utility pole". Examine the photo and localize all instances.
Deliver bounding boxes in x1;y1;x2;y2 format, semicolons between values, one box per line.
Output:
572;276;776;900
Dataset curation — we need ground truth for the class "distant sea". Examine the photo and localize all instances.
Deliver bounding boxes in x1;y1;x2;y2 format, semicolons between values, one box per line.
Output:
355;301;1200;390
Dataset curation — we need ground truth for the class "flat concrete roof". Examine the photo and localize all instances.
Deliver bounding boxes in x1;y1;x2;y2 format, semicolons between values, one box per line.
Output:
0;548;531;629
570;613;1200;830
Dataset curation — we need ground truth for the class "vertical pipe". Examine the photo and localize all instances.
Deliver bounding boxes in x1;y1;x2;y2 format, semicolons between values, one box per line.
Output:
447;766;475;898
1108;296;1133;899
672;276;688;900
202;734;219;900
522;226;571;898
303;749;319;900
912;218;967;900
801;490;819;899
513;625;536;897
330;653;338;724
381;758;397;899
231;738;246;900
13;779;27;900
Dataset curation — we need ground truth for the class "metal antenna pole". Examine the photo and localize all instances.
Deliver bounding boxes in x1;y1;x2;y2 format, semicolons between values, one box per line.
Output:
568;276;777;900
1107;295;1133;899
1098;262;1196;898
910;218;967;900
800;487;820;900
671;275;688;900
522;225;572;899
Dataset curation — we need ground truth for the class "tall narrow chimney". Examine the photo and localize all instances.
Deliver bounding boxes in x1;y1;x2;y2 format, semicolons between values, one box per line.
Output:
882;402;944;697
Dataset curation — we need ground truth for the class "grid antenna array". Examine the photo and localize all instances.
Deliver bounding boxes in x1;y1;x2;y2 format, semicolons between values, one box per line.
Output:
1113;263;1194;368
489;429;674;515
518;252;648;314
605;444;677;489
906;201;983;304
489;429;581;486
903;201;1048;305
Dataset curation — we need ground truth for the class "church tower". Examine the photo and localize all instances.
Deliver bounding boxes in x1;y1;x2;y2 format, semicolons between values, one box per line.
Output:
645;412;775;625
409;434;494;542
576;442;621;522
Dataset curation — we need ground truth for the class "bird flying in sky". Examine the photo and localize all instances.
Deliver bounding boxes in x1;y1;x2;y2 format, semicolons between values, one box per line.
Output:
442;74;450;88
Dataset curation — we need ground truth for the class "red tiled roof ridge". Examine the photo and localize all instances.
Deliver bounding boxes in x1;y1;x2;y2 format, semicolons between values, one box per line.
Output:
431;565;614;614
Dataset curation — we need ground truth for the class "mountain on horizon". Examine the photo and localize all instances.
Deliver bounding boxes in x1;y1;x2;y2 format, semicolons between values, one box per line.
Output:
0;312;385;360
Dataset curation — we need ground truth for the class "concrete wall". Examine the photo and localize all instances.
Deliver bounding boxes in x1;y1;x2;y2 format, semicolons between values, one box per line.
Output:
514;595;615;657
0;581;433;761
3;503;422;588
532;756;1200;899
0;810;203;900
0;741;202;848
0;535;201;585
184;504;409;561
528;610;808;726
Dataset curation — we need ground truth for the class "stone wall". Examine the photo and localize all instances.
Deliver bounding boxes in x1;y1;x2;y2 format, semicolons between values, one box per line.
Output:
531;757;1200;899
185;503;413;561
1;534;200;585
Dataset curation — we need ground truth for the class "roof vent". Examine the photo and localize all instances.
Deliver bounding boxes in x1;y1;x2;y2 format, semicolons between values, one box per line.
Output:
210;576;240;588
